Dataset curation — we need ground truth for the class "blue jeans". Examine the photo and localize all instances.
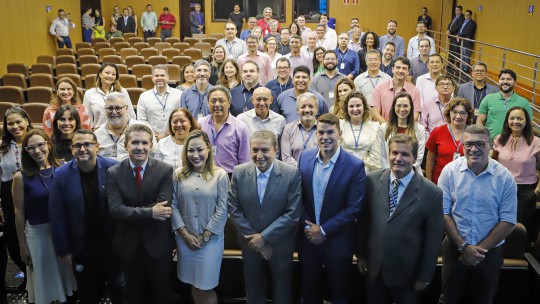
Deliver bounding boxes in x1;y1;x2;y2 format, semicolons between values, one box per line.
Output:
461;44;472;72
57;35;73;48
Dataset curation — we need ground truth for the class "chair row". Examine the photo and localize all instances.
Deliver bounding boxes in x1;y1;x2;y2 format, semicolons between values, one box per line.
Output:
0;102;48;128
0;86;84;104
80;37;217;54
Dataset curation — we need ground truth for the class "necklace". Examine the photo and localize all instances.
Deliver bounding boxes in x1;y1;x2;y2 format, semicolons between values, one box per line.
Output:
38;167;54;178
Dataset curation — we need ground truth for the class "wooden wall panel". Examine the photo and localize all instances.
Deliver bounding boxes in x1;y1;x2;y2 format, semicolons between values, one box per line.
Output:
0;0;82;75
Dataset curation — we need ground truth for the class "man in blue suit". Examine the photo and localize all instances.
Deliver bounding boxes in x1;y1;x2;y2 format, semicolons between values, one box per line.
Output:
50;129;126;304
298;113;366;304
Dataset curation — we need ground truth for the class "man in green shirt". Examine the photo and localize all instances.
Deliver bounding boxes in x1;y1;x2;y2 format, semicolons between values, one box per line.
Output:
105;24;123;41
477;69;532;139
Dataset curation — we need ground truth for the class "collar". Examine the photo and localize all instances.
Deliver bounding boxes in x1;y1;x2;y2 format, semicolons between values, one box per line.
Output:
497;92;516;101
337;47;350;54
242;83;260;93
390;169;415;187
296;119;317;130
458;157;494;175
153;86;170;95
129;159;148;171
190;83;211;94
249;109;274;121
256;163;274;177
316;146;341;165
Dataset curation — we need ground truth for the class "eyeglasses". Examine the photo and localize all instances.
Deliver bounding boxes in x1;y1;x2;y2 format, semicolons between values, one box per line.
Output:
105;106;126;113
463;141;486;149
276;66;290;70
450;110;467;117
473;69;486;73
70;142;97;150
437;83;454;88
25;142;47;153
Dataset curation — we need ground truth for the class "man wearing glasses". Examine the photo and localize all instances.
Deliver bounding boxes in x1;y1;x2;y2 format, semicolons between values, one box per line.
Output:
438;124;516;304
95;92;157;161
457;63;498;121
240;17;258;41
50;129;127;303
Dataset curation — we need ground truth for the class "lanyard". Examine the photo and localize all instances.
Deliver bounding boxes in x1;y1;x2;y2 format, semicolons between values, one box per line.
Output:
349;121;364;149
243;91;250;110
109;133;121;157
226;40;235;54
299;125;315;150
154;90;169;112
367;75;380;89
473;87;486;108
338;50;348;64
436;102;445;122
447;124;463;153
323;75;338;92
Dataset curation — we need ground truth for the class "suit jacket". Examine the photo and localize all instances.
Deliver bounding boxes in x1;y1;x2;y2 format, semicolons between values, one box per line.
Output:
457;81;499;108
298;148;366;255
447;14;464;35
358;169;443;286
117;16;136;33
50;156;118;257
189;11;204;33
228;160;301;254
107;157;174;259
457;19;476;48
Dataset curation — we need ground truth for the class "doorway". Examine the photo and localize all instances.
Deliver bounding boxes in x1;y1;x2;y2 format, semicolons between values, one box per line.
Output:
180;0;205;39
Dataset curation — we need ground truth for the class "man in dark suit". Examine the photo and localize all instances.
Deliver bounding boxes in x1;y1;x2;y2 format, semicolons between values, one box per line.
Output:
457;10;477;73
229;130;301;304
357;134;444;304
446;5;464;67
50;129;126;304
107;124;174;304
190;3;204;34
116;8;136;34
298;113;366;304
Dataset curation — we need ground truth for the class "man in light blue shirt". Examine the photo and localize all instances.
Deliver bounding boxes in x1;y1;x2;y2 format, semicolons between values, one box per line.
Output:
438;125;516;304
378;20;405;58
180;60;213;120
240;17;257;41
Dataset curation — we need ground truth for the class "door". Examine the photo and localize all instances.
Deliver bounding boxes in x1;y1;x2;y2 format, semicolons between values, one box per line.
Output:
180;0;205;40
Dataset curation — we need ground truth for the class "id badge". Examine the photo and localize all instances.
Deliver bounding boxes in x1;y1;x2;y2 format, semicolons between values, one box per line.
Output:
329;92;334;99
212;145;217;155
111;144;118;158
197;113;204;121
340;62;345;69
265;29;269;35
453;153;460;160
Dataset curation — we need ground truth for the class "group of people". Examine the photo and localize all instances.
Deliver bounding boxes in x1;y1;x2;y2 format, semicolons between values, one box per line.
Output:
12;3;534;304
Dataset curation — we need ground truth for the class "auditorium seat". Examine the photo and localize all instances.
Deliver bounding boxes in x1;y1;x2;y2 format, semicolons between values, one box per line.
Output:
140;48;158;62
132;64;152;81
125;56;145;70
162;48;181;63
56;48;74;57
192;33;207;42
29;74;54;88
77;48;96;57
126;87;145;108
147;37;162;48
148;56;168;66
128;37;144;46
6;63;29;78
119;74;137;88
56;55;77;65
183;49;203;62
114;42;131;53
98;48;116;62
36;55;56;69
26;87;53;103
165;37;180;44
91;37;106;46
60;74;83;88
183;37;198;48
172;42;189;55
85;74;96;90
172;56;191;68
2;74;27;89
55;64;78;76
0;102;17;121
21;103;48;129
194;42;212;60
81;64;101;78
123;33;136;40
133;42;150;55
102;55;122;65
78;55;99;66
0;86;25;103
31;63;53;76
165;64;180;83
155;42;172;55
141;75;154;90
109;37;125;47
75;42;92;52
202;37;218;48
120;48;138;63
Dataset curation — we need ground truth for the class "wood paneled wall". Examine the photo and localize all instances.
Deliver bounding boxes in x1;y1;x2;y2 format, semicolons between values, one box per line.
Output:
0;0;82;75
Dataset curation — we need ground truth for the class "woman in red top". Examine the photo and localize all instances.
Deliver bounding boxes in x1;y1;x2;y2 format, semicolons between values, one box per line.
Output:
425;98;473;183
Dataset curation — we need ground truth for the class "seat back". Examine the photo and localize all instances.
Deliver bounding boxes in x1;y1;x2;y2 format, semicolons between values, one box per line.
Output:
56;55;77;65
7;63;29;77
148;56;168;66
118;74;137;88
165;37;181;44
77;48;95;57
59;74;83;88
85;74;97;90
183;37;198;48
91;37;106;46
172;42;190;55
55;63;78;76
125;56;146;69
128;37;144;46
26;87;54;103
78;55;99;66
31;63;53;75
141;48;159;61
98;48;116;61
141;75;154;90
2;74;27;89
81;64;101;77
123;32;137;40
147;37;162;47
94;42;111;52
154;42;172;55
192;33;207;41
109;37;125;47
116;64;129;75
29;74;54;88
0;86;25;103
36;55;56;68
172;56;192;68
126;87;146;108
114;42;131;53
102;55;123;65
183;49;202;62
133;42;150;54
120;48;138;63
75;42;92;51
56;48;74;57
21;103;49;127
162;48;180;62
194;42;212;59
132;64;153;80
210;33;224;40
165;64;180;82
202;37;218;48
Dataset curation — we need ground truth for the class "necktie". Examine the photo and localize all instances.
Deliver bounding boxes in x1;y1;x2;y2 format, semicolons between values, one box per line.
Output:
257;173;268;204
134;166;143;190
389;179;401;216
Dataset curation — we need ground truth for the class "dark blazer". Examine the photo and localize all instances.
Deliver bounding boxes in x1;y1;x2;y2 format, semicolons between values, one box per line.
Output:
228;160;301;253
457;81;499;108
298;147;366;254
457;19;476;48
50;156;118;257
189;11;204;34
107;157;174;259
358;169;444;286
117;16;136;33
447;14;464;35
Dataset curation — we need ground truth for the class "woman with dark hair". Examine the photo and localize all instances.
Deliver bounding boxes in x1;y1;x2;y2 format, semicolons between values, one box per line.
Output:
43;77;91;136
492;106;540;243
373;92;425;173
171;130;228;304
93;8;105;39
331;78;355;119
83;62;136;129
312;47;326;76
357;31;381;73
82;7;94;42
264;37;283;77
12;129;76;303
0;107;32;296
425;98;473;184
127;6;138;34
111;6;121;26
177;63;195;91
51;105;82;162
289;22;302;43
209;45;227;85
339;92;381;172
155;108;201;170
217;59;241;89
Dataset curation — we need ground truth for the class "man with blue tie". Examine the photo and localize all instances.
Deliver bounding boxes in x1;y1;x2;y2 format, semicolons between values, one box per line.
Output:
190;3;204;34
446;5;464;68
357;134;444;304
229;130;301;304
50;129;127;303
298;113;366;304
116;8;136;34
457;10;477;73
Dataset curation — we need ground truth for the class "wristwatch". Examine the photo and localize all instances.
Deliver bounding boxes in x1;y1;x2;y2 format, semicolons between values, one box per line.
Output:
203;234;210;242
458;241;470;253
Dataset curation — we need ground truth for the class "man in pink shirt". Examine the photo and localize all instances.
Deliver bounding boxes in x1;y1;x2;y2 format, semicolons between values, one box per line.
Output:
238;35;273;86
257;7;280;36
371;57;421;123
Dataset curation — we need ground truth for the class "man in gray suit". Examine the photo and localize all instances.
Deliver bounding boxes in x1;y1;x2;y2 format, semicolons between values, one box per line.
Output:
228;130;302;304
457;62;498;110
358;134;444;304
107;124;174;304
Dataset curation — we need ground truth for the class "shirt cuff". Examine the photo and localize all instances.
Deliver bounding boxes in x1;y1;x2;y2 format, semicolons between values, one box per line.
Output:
320;226;327;236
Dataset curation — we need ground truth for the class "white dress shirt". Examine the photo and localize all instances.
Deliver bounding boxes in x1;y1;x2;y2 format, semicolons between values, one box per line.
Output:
137;86;182;134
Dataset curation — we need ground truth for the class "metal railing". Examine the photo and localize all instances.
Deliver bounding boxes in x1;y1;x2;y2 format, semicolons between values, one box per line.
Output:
427;29;540;129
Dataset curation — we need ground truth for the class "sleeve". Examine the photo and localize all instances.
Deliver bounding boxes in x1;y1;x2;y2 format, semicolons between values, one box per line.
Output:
49;20;57;36
122;89;136;120
406;39;413;60
42;108;53;136
370;86;382;108
417;187;444;283
83;90;95;124
397;39;405;58
492;135;501;153
136;95;148;123
425;126;438;152
364;124;382;172
107;168;154;221
478;96;489;114
205;171;230;235
280;124;298;167
499;173;518;224
190;12;197;27
227;168;258;236
412;87;422;113
170;180;186;231
438;165;454;215
352;52;360;77
237;126;251;164
261;168;302;244
415;124;426;167
49;173;71;256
